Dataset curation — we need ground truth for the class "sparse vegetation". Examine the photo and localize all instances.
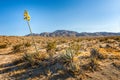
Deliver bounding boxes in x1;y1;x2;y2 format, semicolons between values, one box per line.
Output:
82;49;100;72
90;48;107;60
0;43;7;49
23;52;38;65
12;44;24;52
24;42;31;47
112;61;120;70
69;42;80;52
23;52;49;66
89;58;100;71
0;36;120;80
46;42;56;52
46;41;56;57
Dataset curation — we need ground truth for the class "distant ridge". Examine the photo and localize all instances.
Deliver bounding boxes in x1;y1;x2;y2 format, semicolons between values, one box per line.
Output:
26;30;120;37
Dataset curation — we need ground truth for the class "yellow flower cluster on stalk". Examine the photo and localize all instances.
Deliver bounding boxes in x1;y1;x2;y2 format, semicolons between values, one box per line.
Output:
24;10;31;21
23;10;38;53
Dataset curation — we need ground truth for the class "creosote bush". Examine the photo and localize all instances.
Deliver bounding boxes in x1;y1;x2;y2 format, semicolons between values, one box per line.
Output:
90;48;107;60
46;42;56;57
23;52;49;66
89;58;100;71
69;43;81;55
82;58;100;72
87;48;102;71
82;48;102;72
12;44;24;52
46;42;56;52
23;53;37;65
24;42;31;47
112;61;120;70
0;43;7;49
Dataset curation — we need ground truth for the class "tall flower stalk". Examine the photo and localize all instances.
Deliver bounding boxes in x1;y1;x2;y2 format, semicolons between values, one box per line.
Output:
24;10;38;53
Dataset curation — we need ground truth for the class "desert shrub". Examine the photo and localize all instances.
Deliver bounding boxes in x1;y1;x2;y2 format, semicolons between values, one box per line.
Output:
46;42;56;57
112;61;120;70
0;43;7;49
23;52;49;66
34;52;49;61
23;53;36;65
90;49;99;59
89;58;100;71
109;54;120;60
82;58;100;72
36;40;41;43
99;37;108;42
24;42;31;47
113;37;120;41
90;48;107;60
69;43;81;54
82;48;103;72
60;39;67;44
12;44;24;52
46;42;56;51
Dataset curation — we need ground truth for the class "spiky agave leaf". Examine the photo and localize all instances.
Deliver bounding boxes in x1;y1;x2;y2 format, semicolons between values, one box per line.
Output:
60;49;75;64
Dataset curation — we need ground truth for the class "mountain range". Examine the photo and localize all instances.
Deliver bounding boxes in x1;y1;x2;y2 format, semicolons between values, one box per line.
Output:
26;30;120;37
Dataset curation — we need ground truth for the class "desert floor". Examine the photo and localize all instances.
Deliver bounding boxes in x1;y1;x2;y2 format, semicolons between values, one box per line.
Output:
0;36;120;80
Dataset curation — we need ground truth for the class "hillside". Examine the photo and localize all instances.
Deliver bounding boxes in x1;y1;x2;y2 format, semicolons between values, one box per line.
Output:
26;30;120;37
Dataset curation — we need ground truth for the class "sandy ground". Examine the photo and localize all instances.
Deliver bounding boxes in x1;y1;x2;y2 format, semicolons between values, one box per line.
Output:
0;36;120;80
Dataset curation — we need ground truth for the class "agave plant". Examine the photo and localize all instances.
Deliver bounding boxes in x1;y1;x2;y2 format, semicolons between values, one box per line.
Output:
61;49;75;64
60;49;80;74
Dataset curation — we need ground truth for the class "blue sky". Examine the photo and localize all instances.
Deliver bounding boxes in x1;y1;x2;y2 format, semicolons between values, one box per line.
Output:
0;0;120;36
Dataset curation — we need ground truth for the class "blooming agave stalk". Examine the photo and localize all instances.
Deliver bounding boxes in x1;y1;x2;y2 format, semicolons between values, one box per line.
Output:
24;10;38;53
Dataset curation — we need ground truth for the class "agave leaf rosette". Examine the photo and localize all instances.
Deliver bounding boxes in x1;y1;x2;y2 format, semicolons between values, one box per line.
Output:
61;49;75;64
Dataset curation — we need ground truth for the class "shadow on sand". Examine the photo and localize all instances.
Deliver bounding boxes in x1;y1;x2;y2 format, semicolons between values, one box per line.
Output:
0;56;76;80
